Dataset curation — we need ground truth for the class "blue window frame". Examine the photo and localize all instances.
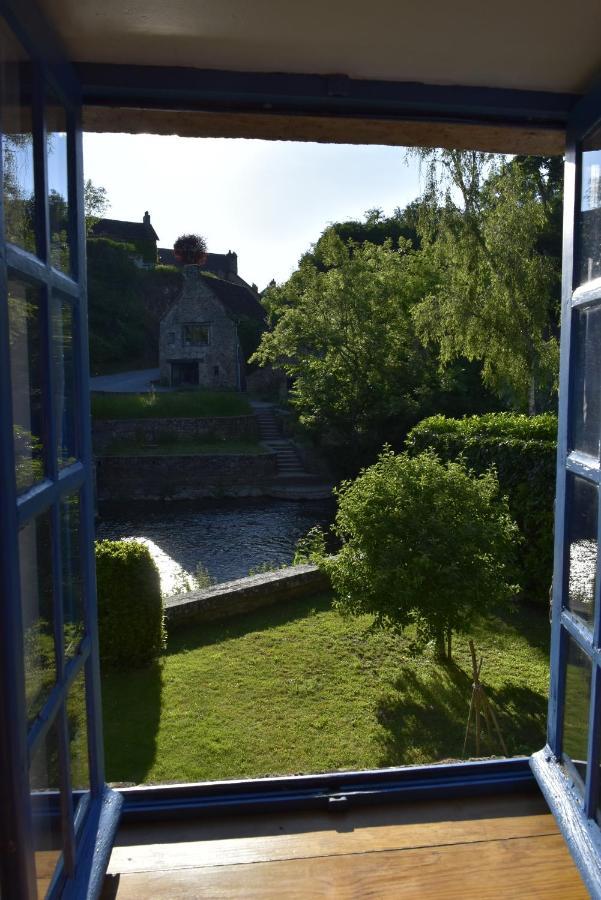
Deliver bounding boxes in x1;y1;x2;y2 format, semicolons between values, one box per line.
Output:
530;92;601;895
0;10;120;900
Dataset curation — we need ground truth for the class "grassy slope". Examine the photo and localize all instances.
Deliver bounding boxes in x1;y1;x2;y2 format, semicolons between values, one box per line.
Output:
102;594;550;786
91;390;251;419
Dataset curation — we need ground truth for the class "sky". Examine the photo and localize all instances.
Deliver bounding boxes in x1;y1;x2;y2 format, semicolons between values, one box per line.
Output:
82;134;424;289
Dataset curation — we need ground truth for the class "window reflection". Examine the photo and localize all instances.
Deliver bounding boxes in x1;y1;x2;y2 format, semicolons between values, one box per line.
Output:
19;511;56;727
566;475;598;627
9;278;46;492
0;21;35;254
53;296;77;466
61;494;84;659
579;130;601;284
572;305;601;458
562;637;592;792
30;721;63;897
46;95;70;272
68;669;90;824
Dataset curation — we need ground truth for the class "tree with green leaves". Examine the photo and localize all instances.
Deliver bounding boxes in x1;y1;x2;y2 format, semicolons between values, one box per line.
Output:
252;230;441;471
326;449;520;659
411;150;562;413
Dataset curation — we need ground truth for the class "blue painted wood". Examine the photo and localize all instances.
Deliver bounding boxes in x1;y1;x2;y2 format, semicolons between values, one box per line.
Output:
60;788;122;900
77;63;578;130
531;749;601;898
119;757;535;821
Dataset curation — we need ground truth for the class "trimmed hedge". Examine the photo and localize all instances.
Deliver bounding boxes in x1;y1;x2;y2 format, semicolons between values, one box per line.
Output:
95;540;165;669
405;413;558;604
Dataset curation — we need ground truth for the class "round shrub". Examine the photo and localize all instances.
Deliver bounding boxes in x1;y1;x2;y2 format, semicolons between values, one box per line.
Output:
95;540;164;670
326;449;520;658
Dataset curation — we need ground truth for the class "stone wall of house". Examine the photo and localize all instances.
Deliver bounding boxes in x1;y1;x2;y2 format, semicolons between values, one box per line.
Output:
93;414;260;452
95;451;278;500
159;265;240;389
165;564;330;627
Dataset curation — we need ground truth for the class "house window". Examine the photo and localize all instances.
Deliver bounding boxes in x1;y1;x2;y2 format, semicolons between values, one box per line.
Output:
183;323;210;346
167;331;175;346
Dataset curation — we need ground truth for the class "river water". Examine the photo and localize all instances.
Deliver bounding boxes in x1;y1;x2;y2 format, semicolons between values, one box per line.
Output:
96;498;335;594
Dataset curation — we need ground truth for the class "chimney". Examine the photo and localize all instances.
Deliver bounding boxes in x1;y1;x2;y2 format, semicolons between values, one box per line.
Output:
143;211;151;227
226;250;238;275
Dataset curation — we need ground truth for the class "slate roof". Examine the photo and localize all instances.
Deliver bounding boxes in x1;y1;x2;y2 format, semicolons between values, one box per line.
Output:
202;273;265;321
91;217;159;243
158;248;236;274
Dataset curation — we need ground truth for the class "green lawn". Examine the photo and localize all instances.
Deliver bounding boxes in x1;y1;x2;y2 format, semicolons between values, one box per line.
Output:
100;438;266;457
91;390;251;420
102;594;550;785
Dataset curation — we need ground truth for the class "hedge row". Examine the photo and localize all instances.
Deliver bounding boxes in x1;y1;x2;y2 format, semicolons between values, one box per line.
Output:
95;539;165;670
405;413;558;604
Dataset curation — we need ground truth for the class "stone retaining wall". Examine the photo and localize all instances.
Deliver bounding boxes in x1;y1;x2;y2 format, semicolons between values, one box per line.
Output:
93;414;259;451
165;564;330;627
95;451;278;500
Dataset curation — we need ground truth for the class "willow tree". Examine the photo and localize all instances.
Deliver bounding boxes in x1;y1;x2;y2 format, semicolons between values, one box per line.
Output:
411;151;561;413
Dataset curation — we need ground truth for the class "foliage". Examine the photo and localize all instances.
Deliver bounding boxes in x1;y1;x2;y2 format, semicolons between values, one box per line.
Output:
95;539;165;670
325;449;520;657
102;592;549;783
84;178;109;233
293;526;328;565
174;233;207;264
87;237;146;370
253;232;442;471
410;150;562;412
91;389;251;419
405;413;557;603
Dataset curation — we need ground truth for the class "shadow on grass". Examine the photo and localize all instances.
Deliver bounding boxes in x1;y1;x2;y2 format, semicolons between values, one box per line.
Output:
376;660;547;767
102;659;163;785
165;593;333;655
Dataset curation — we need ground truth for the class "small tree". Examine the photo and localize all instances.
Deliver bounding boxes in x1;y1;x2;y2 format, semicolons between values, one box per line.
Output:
326;449;520;659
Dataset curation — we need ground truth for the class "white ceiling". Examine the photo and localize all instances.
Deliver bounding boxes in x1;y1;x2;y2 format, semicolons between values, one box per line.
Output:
41;0;601;95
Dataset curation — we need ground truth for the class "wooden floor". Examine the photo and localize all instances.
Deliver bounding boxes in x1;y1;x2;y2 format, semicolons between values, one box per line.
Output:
102;792;587;898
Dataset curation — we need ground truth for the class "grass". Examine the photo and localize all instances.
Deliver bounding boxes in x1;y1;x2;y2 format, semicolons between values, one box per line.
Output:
102;594;550;785
91;390;251;420
100;438;266;457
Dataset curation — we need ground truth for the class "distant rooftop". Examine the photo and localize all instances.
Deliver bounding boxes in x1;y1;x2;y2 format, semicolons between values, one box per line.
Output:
158;248;238;276
90;211;159;243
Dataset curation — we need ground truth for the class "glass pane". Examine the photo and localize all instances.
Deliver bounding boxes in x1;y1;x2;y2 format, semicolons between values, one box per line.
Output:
562;637;592;791
67;669;90;820
46;95;69;273
0;21;35;253
19;511;56;727
580;129;601;284
9;278;45;493
572;305;601;458
30;721;64;898
566;475;598;627
53;297;77;467
61;494;84;659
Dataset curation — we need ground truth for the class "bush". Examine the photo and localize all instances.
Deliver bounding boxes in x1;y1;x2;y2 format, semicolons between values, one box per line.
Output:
95;540;165;669
326;449;520;658
405;413;557;604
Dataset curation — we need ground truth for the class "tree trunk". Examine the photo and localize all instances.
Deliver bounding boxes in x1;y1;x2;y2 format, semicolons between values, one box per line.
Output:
447;628;452;660
528;374;537;416
435;630;447;660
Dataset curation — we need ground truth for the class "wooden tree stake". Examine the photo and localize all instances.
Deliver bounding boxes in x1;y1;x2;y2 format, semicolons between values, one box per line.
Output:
463;640;508;757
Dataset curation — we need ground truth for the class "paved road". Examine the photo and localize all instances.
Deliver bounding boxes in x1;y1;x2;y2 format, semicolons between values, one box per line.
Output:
89;368;162;393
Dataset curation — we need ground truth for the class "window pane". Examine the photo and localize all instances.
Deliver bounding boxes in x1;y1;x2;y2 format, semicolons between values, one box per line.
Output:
46;95;69;273
580;129;601;284
0;21;35;253
566;475;598;627
572;305;601;458
61;494;84;659
68;669;90;822
19;511;56;727
30;721;63;898
562;637;592;792
53;297;77;467
9;278;45;493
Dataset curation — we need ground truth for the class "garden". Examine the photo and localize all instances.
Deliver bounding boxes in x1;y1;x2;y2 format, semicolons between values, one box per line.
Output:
97;412;558;786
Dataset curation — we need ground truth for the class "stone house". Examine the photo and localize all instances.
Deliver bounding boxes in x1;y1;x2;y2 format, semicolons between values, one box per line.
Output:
159;264;265;389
